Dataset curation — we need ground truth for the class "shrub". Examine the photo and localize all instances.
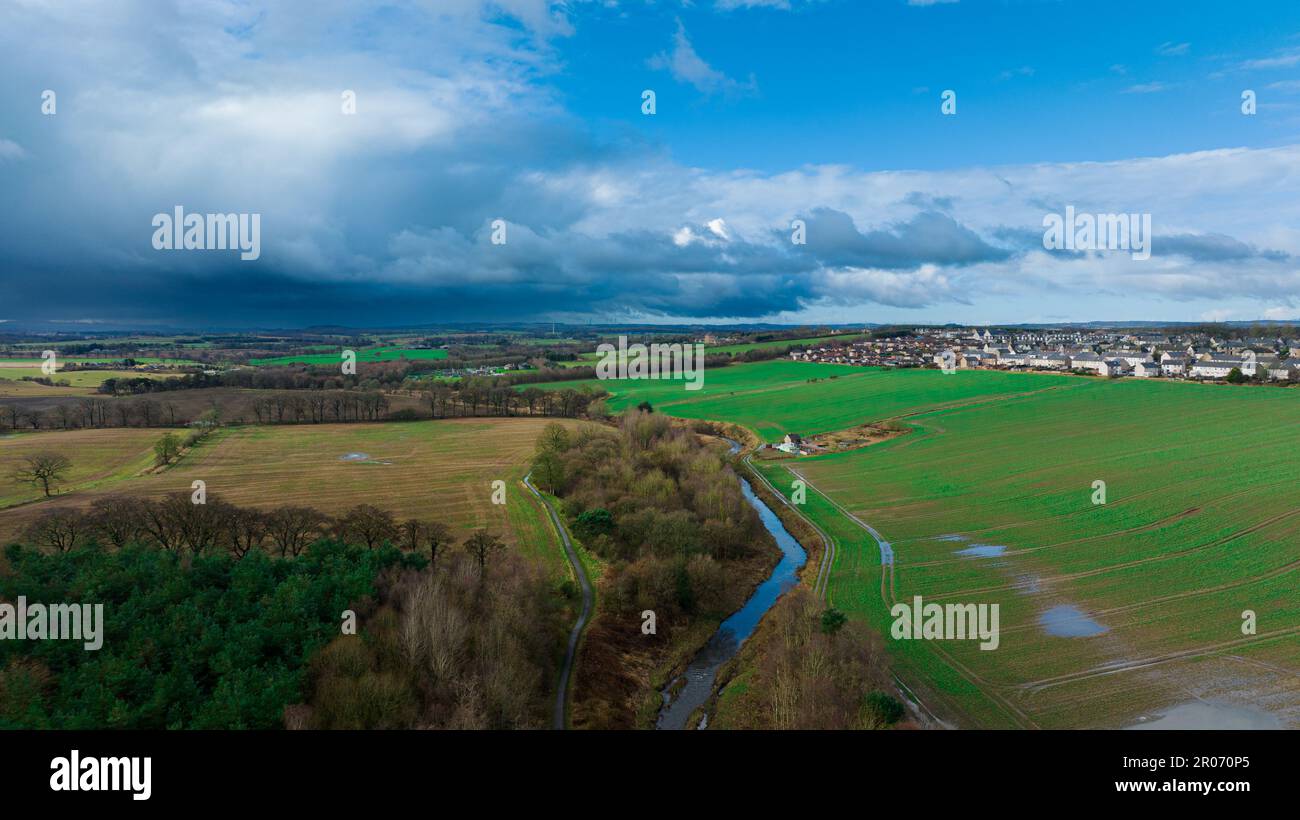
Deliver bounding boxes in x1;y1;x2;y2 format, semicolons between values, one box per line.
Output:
863;691;906;727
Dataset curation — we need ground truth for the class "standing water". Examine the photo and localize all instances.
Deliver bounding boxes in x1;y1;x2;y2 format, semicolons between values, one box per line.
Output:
656;463;807;730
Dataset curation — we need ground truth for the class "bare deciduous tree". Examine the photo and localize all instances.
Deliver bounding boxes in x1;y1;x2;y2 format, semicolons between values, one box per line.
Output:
335;504;398;550
88;496;147;548
462;530;504;574
23;509;86;553
223;505;268;559
400;518;427;553
266;506;330;557
13;453;72;497
139;495;186;553
426;521;454;568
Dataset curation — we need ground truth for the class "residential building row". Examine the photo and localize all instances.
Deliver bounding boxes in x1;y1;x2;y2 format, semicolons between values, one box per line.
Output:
789;327;1300;383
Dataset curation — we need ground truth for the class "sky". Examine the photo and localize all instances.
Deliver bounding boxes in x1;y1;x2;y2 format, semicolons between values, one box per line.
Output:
2;0;1300;329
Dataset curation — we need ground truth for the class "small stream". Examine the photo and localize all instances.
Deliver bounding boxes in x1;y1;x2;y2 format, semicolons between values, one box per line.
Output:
656;441;807;730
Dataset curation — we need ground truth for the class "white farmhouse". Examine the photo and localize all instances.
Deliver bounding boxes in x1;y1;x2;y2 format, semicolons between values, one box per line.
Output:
776;433;804;454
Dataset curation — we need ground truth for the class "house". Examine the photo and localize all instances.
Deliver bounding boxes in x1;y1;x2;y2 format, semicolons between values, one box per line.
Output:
1267;363;1298;382
1160;355;1190;377
1133;361;1162;378
1190;358;1243;379
1098;358;1130;377
1251;354;1281;376
776;433;804;454
1112;351;1154;367
1029;352;1070;370
1069;352;1106;373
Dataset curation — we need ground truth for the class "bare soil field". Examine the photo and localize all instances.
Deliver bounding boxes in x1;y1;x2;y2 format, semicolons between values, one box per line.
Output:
0;418;590;566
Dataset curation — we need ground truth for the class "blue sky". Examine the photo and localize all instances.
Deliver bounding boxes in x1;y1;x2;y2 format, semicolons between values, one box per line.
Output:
560;0;1300;172
2;0;1299;328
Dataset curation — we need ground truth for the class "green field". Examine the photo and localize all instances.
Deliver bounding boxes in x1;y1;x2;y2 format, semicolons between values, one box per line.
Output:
535;362;1300;728
706;332;868;356
760;378;1300;728
530;359;1069;442
0;368;175;389
249;346;449;366
553;333;864;367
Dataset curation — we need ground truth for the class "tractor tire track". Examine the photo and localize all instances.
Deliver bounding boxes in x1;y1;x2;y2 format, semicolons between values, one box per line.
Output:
1019;626;1300;693
789;466;1036;729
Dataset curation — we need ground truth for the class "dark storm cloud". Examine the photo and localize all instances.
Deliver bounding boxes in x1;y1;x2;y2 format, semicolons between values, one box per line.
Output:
3;3;1299;327
787;208;1012;269
987;224;1295;263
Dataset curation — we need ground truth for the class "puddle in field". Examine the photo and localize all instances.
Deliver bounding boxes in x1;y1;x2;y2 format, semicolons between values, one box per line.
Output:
1015;574;1042;594
933;534;967;542
1040;604;1108;637
338;452;392;464
1128;701;1281;730
955;544;1006;558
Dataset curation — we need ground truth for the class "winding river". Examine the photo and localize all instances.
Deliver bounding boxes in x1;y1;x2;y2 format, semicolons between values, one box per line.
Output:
656;440;807;730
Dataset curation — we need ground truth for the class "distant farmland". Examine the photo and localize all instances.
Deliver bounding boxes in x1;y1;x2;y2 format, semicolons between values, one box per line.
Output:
0;368;173;389
707;331;868;356
249;346;449;366
0;357;197;366
531;359;1068;441
0;418;586;577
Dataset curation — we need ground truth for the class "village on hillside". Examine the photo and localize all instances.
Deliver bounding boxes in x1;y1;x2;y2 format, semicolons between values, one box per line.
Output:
789;327;1300;383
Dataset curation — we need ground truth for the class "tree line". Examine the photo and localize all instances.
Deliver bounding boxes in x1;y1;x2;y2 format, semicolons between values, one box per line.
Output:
0;385;607;432
19;494;505;573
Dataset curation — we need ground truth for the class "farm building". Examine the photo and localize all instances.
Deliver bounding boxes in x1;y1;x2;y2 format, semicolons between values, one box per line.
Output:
777;433;804;454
